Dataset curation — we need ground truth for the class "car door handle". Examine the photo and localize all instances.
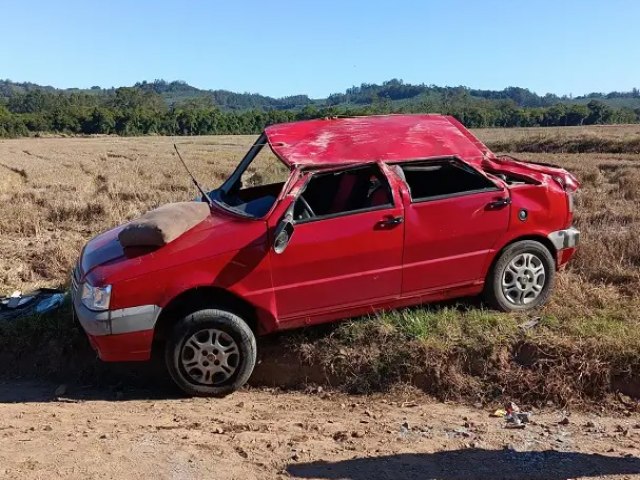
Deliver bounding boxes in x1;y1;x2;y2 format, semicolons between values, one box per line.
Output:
377;216;404;227
487;197;512;209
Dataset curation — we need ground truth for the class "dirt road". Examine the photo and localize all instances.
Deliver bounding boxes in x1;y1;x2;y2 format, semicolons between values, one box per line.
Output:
0;381;639;479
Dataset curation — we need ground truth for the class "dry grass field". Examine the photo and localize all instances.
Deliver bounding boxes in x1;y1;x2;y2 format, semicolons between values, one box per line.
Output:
1;125;639;404
0;135;256;291
476;124;640;144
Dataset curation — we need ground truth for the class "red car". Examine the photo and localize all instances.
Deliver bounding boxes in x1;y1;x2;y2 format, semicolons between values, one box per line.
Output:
72;114;579;396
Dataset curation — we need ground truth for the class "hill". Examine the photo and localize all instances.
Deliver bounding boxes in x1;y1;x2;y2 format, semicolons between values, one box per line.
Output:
2;78;640;111
1;78;639;137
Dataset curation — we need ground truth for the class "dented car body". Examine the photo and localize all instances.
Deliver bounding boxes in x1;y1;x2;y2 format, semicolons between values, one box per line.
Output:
72;115;579;396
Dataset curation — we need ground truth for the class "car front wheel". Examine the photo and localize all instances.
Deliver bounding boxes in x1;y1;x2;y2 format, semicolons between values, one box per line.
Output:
484;240;556;312
165;308;257;397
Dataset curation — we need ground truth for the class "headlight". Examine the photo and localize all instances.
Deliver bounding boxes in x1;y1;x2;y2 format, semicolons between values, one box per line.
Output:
81;283;112;311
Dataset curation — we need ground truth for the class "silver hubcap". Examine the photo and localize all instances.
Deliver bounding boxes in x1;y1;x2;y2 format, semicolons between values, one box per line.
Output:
501;253;546;305
180;329;240;385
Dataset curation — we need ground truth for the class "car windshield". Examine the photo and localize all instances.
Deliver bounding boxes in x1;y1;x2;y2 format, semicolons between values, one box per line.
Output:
211;134;291;218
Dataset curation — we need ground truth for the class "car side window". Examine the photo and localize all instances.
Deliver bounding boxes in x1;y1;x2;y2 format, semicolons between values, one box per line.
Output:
293;164;393;222
398;159;498;202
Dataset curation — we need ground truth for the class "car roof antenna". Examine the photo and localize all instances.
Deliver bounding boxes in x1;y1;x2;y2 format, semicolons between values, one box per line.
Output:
173;143;214;207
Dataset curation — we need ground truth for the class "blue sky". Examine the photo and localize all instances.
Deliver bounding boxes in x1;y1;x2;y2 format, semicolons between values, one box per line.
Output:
1;0;638;98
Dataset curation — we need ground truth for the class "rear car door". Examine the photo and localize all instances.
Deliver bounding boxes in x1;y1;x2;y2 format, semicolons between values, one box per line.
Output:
268;164;404;322
395;158;510;294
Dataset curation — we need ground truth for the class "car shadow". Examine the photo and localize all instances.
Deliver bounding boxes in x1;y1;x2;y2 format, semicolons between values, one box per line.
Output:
0;359;184;403
0;379;181;403
287;449;640;480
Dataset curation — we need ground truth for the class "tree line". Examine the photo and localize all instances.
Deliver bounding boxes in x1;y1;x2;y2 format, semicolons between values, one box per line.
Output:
1;85;639;138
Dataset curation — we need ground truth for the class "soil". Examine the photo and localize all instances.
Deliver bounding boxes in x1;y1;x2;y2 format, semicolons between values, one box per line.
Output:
1;381;639;480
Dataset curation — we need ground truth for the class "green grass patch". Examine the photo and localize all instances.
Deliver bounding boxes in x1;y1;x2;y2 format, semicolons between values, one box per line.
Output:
335;305;519;350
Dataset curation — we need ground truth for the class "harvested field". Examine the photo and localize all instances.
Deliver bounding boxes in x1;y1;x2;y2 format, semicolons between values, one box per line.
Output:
0;135;254;290
478;124;640;154
0;127;640;407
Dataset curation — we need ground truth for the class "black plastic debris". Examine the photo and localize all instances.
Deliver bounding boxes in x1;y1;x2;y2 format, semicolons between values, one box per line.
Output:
0;288;66;321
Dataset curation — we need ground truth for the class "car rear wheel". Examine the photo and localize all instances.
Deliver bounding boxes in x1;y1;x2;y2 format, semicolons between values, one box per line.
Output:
484;240;555;312
165;308;256;397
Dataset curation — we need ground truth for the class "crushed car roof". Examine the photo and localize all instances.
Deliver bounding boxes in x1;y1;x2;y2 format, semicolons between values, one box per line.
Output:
264;114;491;167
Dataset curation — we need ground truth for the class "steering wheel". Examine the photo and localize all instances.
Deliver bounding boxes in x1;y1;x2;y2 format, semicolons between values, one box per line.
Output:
297;195;315;219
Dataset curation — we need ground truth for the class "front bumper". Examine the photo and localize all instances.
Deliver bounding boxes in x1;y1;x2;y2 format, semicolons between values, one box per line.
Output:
85;329;155;362
547;227;580;268
71;276;160;362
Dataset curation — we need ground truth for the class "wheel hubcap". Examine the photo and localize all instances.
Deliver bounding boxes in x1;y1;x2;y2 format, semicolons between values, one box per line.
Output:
180;329;240;385
501;253;546;306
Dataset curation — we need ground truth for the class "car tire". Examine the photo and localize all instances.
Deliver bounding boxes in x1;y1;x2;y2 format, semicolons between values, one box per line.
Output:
165;308;257;397
484;240;556;312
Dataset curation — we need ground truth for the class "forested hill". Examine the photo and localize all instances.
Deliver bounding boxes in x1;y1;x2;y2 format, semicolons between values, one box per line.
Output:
3;78;640;111
1;78;639;137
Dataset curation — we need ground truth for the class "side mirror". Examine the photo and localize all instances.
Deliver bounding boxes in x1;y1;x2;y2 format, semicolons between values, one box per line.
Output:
273;216;295;254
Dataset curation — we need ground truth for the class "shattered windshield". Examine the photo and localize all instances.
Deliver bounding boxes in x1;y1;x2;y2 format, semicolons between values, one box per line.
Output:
212;134;291;218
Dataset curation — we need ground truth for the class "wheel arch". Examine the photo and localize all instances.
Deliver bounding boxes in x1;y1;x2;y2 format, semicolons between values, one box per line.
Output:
486;234;558;281
153;286;261;344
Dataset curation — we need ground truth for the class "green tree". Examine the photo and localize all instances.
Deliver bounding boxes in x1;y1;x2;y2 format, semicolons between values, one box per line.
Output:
84;107;115;134
586;100;613;124
563;104;589;126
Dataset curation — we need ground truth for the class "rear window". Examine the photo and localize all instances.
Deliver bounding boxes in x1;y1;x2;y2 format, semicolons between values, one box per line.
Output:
398;159;498;201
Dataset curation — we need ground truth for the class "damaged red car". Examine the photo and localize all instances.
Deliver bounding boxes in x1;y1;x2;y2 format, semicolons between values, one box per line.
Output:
72;114;580;396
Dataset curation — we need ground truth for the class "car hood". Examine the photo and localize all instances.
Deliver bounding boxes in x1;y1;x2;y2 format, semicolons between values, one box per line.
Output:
79;206;259;285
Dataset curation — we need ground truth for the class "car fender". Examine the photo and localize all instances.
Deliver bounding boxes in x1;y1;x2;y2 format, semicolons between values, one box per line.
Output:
156;249;279;334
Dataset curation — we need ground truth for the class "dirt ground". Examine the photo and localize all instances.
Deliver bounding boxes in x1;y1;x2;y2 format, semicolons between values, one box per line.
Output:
0;381;638;480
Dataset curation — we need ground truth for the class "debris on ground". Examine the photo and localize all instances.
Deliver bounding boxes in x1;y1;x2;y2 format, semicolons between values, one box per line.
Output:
495;402;533;429
0;288;66;320
518;317;541;331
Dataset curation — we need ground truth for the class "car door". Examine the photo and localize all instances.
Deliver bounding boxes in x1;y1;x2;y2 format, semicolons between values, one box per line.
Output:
394;158;510;294
268;163;404;322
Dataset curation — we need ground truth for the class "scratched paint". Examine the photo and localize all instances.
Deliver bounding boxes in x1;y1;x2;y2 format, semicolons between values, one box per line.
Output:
265;115;485;166
265;114;579;192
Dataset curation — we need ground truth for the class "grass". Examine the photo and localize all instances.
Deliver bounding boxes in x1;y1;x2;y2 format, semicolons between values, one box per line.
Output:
1;126;640;404
361;306;518;347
